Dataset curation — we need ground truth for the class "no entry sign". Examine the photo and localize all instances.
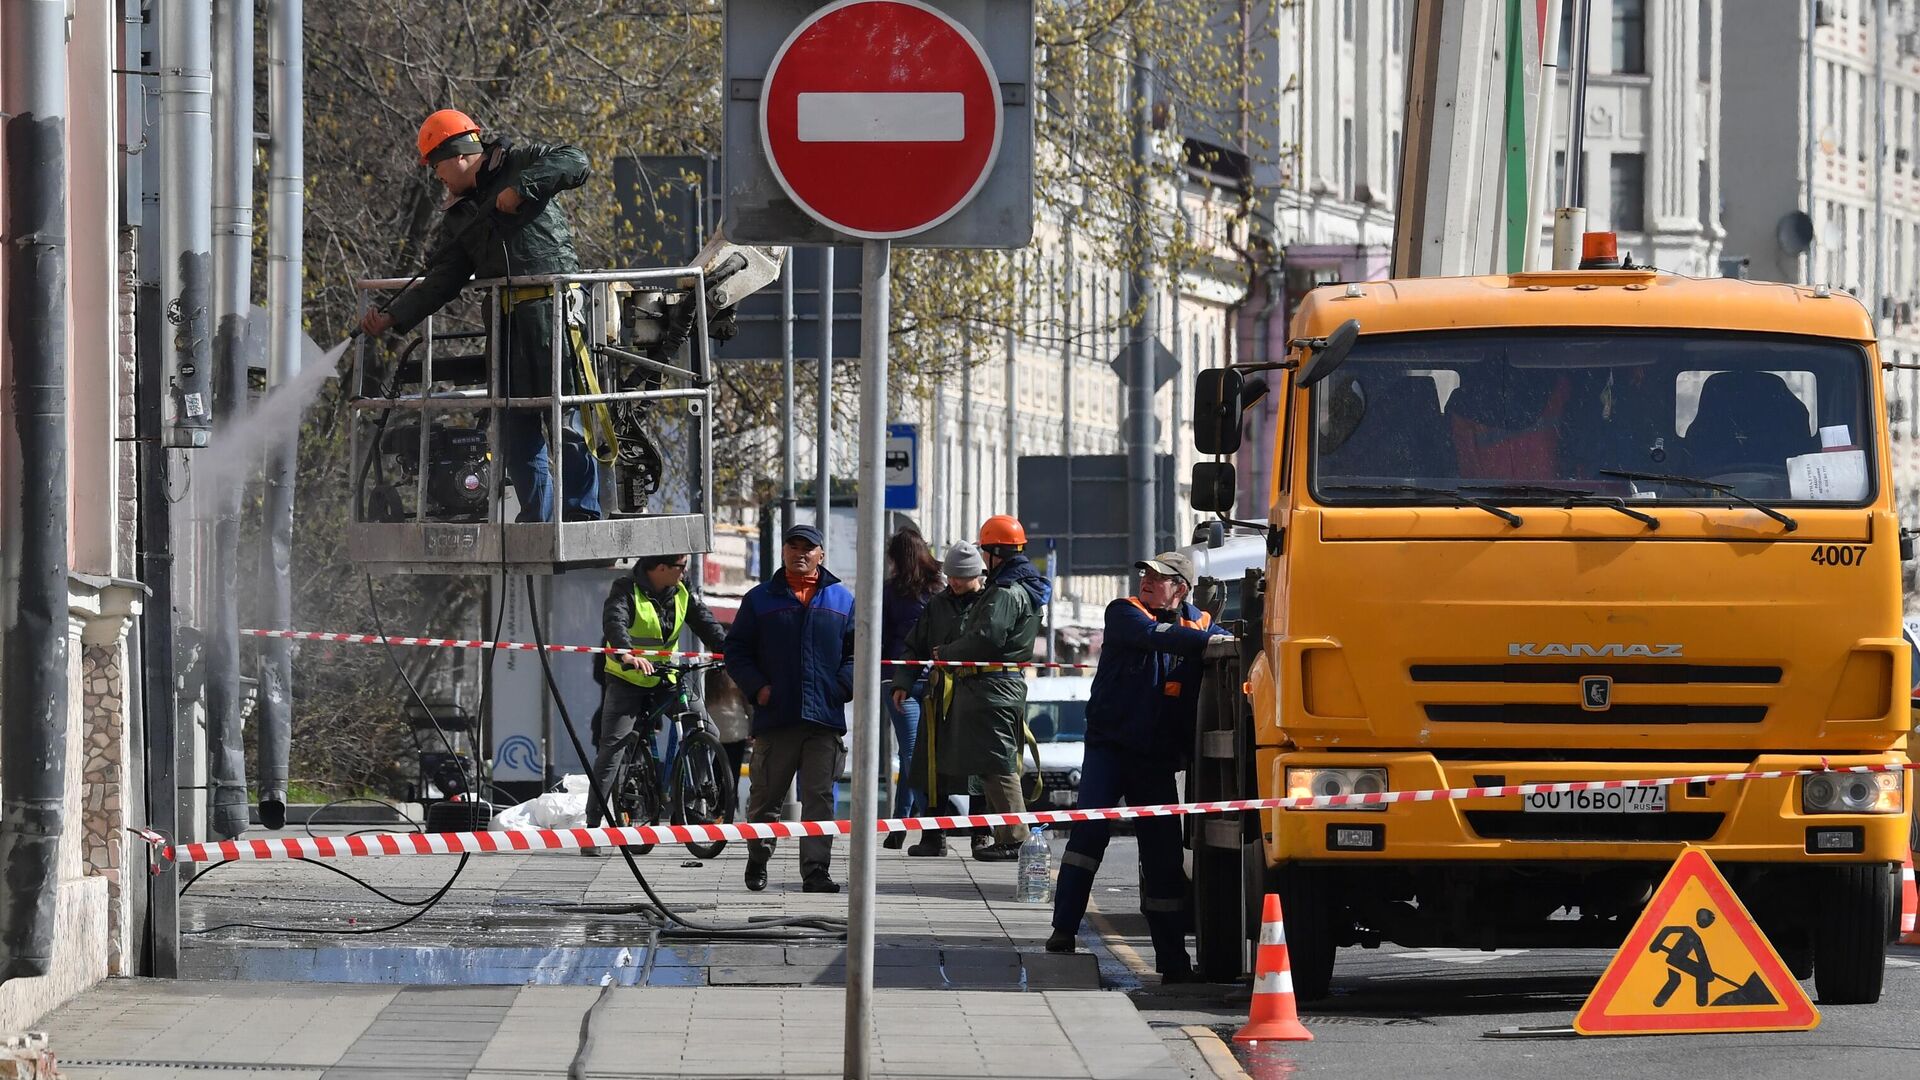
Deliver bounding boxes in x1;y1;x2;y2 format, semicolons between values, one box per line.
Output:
760;0;1004;239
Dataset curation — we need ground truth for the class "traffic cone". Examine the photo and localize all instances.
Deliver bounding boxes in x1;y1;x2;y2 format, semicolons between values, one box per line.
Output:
1900;847;1918;946
1233;893;1313;1043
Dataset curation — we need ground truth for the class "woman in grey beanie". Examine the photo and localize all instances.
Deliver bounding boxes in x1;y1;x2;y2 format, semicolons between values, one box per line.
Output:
943;540;986;579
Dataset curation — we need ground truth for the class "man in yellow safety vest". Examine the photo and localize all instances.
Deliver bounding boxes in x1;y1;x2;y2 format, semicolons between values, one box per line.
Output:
583;554;728;851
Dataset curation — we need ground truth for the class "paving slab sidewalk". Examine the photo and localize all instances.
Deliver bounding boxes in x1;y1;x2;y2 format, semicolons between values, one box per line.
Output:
42;981;1183;1079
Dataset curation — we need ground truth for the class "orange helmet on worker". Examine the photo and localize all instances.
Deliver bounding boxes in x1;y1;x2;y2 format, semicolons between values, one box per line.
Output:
417;108;482;165
977;514;1026;551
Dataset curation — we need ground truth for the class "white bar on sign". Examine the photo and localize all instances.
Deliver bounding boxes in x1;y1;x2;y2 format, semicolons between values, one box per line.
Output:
796;92;965;142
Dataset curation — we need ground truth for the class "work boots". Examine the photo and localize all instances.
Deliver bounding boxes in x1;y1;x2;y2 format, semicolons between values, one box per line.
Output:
906;832;948;857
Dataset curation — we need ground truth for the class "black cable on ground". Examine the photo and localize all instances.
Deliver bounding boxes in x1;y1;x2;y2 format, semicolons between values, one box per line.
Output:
568;977;619;1080
302;796;425;839
180;855;450;908
521;575;845;938
182;854;470;936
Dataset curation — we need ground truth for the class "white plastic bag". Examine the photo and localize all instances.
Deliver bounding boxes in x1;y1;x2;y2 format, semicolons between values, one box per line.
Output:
491;773;591;831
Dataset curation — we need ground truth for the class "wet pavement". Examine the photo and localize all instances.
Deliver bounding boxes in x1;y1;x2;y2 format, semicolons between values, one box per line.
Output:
171;824;1101;992
39;824;1221;1078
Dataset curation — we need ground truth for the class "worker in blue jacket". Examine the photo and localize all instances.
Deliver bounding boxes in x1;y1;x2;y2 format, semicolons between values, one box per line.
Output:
1047;550;1229;982
723;523;857;894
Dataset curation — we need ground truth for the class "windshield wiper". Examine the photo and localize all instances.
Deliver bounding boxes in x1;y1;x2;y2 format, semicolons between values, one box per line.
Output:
1598;470;1798;532
1459;483;1660;530
1323;483;1524;527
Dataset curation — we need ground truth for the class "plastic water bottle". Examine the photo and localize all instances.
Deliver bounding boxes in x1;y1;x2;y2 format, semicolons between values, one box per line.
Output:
1016;826;1053;904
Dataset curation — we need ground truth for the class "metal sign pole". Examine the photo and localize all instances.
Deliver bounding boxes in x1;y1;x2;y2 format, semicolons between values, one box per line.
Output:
816;247;836;535
843;238;890;1080
781;261;797;535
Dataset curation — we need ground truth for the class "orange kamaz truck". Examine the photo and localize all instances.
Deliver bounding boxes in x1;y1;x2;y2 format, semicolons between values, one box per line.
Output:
1185;250;1914;1005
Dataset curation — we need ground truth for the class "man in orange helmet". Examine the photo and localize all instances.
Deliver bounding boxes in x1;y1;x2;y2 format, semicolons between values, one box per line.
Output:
935;515;1051;859
359;109;601;522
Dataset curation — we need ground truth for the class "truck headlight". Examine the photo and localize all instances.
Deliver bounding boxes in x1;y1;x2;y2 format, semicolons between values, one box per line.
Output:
1285;767;1389;811
1801;771;1903;814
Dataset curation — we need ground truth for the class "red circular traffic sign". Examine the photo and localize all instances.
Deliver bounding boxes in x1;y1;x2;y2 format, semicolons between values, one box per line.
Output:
760;0;1003;240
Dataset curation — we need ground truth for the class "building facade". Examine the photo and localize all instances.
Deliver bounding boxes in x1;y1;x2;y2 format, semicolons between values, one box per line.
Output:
1723;0;1920;527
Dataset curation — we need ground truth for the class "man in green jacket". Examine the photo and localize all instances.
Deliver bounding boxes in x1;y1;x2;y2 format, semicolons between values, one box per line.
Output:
890;541;988;857
938;516;1051;860
359;109;603;522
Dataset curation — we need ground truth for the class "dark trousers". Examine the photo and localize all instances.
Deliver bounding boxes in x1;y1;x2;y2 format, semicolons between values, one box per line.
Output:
1051;741;1192;974
587;677;666;828
745;723;844;879
500;295;600;522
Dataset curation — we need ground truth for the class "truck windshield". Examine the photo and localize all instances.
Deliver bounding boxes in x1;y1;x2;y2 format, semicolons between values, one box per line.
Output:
1309;331;1874;507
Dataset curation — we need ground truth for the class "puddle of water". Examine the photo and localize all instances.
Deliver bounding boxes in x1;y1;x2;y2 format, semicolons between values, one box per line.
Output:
189;946;659;987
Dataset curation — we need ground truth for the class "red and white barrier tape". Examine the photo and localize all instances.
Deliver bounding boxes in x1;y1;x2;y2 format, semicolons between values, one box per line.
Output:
151;760;1916;866
239;627;1097;671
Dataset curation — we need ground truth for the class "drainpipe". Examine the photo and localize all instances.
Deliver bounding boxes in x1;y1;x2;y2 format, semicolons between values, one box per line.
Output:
258;0;303;829
160;0;215;446
205;0;254;839
1;0;74;981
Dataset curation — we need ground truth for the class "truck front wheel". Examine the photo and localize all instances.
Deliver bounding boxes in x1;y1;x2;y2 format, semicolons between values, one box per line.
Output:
1274;864;1337;1001
1811;864;1890;1005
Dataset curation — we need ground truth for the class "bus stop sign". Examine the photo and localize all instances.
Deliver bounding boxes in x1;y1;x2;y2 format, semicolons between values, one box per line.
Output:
760;0;1003;239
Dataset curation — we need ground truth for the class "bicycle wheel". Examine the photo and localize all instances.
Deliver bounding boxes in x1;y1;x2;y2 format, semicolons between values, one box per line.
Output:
670;729;738;860
609;741;661;855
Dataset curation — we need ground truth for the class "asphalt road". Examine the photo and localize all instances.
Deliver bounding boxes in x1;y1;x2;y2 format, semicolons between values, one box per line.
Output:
1087;844;1920;1080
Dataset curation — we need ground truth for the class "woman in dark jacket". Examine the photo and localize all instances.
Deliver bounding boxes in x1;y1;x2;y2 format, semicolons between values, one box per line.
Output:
880;527;941;845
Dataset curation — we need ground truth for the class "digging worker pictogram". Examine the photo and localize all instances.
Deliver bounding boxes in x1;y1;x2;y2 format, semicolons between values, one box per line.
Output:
1647;907;1779;1009
1650;909;1722;1008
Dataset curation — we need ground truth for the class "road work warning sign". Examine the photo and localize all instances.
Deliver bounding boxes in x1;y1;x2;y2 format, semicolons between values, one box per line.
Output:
1573;848;1819;1036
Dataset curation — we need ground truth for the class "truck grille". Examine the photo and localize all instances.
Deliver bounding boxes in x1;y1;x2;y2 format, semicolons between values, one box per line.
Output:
1409;663;1781;684
1424;704;1767;725
1463;811;1725;842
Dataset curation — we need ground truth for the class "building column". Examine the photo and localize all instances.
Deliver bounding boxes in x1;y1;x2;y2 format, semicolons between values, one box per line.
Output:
1649;0;1698;234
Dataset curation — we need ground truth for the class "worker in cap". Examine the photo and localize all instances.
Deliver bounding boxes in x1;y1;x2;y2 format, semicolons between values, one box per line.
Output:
933;516;1051;860
890;541;990;856
1048;550;1230;983
724;522;857;893
359;108;604;523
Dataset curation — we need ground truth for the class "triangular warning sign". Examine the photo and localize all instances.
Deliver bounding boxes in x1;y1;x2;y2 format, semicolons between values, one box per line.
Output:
1574;848;1818;1036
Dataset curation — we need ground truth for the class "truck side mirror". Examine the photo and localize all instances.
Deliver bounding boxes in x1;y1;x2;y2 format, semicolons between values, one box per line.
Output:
1193;368;1245;455
1297;318;1360;388
1901;528;1915;561
1191;461;1237;514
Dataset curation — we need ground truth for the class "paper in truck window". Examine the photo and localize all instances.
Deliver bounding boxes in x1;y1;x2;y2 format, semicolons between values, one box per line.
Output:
1787;449;1868;500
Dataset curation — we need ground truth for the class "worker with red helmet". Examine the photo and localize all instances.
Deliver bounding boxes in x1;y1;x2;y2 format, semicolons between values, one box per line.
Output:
933;515;1051;859
359;109;602;522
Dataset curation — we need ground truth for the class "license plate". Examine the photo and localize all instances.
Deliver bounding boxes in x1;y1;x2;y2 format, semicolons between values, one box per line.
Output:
1049;790;1076;807
1521;787;1666;813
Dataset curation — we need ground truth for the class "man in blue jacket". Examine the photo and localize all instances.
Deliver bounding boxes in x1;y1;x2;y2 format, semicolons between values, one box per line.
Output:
1047;551;1229;982
724;523;857;893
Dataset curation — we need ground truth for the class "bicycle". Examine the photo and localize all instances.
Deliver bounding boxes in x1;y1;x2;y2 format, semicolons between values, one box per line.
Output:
602;660;738;859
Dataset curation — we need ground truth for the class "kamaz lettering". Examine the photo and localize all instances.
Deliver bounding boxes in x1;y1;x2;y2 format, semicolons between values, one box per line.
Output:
1506;642;1684;658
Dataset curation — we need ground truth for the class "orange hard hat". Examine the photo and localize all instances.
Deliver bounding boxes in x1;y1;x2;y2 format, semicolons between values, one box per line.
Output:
977;515;1026;548
417;109;482;166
